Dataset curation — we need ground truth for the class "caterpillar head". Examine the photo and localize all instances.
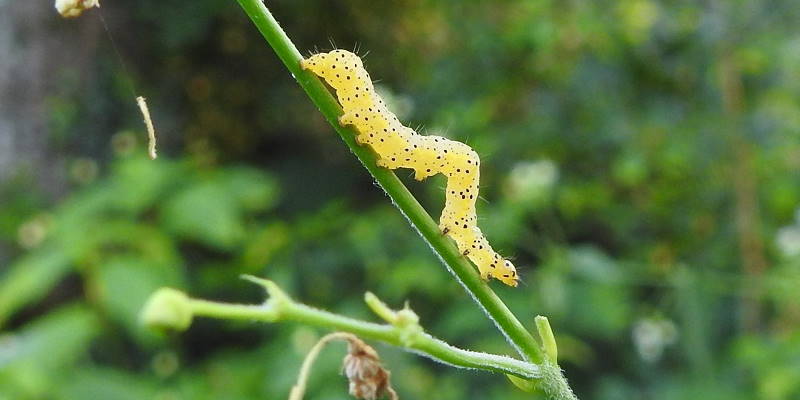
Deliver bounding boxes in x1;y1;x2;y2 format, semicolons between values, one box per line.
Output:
496;260;518;287
300;50;365;90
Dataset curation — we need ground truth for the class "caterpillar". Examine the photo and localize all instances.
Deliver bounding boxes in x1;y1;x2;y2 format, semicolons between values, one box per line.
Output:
301;50;518;287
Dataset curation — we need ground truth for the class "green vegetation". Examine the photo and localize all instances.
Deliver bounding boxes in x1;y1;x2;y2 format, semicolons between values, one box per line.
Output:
1;0;799;399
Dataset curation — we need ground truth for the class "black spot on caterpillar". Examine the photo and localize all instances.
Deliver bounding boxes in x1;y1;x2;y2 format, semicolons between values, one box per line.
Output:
301;50;518;287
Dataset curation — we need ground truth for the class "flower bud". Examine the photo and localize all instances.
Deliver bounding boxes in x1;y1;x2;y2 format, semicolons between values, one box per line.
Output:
140;288;193;332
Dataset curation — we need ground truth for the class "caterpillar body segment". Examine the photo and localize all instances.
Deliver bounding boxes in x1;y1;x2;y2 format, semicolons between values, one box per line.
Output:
301;50;518;287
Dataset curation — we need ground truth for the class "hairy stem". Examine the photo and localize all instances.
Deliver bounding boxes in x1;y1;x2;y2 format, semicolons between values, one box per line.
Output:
234;0;543;365
157;279;542;379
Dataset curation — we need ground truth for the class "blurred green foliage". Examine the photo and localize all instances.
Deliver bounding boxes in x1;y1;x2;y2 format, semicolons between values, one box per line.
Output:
1;0;800;399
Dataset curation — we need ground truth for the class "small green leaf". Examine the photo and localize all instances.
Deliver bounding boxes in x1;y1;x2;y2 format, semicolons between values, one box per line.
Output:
506;374;537;392
161;182;245;249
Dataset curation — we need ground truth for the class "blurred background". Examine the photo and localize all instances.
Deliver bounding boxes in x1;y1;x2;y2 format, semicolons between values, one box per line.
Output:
1;0;799;399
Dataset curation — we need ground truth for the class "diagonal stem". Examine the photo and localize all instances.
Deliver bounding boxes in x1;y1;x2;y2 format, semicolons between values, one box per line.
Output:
234;0;543;364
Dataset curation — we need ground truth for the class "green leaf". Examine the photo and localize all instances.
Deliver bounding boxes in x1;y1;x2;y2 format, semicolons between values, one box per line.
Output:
94;256;185;339
55;368;159;400
0;305;99;398
0;246;71;328
161;181;246;250
220;167;280;211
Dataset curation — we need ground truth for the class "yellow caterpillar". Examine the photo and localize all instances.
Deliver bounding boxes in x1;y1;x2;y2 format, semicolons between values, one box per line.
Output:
301;50;518;287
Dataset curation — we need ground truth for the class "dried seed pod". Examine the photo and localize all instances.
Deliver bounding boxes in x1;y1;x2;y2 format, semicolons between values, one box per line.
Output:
289;333;398;400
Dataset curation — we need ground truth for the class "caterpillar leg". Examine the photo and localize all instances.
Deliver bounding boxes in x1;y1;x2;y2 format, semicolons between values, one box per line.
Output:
299;53;329;71
338;111;358;127
340;109;381;145
354;133;368;145
376;157;402;169
479;269;491;280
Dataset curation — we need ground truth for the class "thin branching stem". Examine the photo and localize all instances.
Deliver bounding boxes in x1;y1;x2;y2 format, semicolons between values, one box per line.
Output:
234;0;543;365
182;282;541;379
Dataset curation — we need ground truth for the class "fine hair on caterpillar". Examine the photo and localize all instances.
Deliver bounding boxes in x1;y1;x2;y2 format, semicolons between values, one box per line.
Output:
301;49;518;287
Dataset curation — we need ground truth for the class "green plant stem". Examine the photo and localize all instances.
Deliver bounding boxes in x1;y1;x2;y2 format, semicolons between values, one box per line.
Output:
234;0;543;365
186;293;540;379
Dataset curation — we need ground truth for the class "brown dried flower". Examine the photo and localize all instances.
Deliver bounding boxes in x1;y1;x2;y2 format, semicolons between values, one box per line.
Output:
289;333;398;400
342;337;398;400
